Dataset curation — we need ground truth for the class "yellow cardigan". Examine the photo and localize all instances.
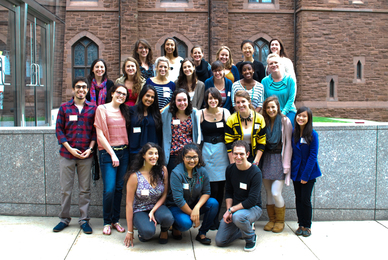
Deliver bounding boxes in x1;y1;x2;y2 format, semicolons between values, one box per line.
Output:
225;110;266;156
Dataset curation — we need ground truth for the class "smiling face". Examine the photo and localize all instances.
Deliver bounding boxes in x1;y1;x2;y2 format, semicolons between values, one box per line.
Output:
242;43;254;59
125;61;137;77
183;150;199;171
137;43;149;59
232;146;249;166
218;49;230;64
157;61;169;77
182;61;195;77
207;93;219;108
212;67;224;80
235;96;250;114
175;92;188;111
92;61;105;78
242;64;254;80
268;57;280;74
164;39;175;54
296;111;308;127
73;81;89;101
265;101;278;119
143;147;159;167
191;47;203;62
112;86;128;105
270;40;281;55
142;89;155;108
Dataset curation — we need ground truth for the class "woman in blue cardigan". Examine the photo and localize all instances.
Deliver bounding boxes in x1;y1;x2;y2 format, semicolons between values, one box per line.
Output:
291;107;322;237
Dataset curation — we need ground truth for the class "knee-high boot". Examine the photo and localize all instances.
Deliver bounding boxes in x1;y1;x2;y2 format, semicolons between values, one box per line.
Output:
272;206;286;233
263;204;276;231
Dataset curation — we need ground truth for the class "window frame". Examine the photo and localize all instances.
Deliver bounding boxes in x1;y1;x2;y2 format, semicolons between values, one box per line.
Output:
243;0;279;10
326;75;338;101
72;37;99;81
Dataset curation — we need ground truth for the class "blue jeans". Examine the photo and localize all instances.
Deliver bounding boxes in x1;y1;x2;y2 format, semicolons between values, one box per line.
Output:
169;197;219;235
215;206;262;246
99;148;129;225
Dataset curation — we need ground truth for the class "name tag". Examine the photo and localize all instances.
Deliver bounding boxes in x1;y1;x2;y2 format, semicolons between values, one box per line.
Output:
216;122;224;128
69;115;78;121
141;189;149;196
254;124;260;130
301;138;307;144
240;182;247;190
183;183;189;190
173;119;180;125
133;127;141;133
227;92;231;97
163;87;170;92
163;92;170;98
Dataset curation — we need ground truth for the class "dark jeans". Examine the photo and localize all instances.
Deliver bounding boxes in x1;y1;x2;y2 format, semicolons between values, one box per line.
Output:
293;179;316;228
210;181;225;225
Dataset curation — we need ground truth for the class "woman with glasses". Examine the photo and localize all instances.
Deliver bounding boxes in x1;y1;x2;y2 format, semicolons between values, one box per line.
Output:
94;84;130;236
133;39;154;80
166;143;218;245
204;61;232;111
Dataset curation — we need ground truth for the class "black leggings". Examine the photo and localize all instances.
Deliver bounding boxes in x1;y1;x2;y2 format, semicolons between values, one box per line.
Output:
210;181;225;222
293;179;316;228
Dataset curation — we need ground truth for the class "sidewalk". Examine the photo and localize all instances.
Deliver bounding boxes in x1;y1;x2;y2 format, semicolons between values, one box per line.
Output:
1;216;387;260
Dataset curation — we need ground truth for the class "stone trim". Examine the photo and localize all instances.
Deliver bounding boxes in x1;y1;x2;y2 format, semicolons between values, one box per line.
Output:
353;57;365;84
155;0;194;11
243;0;279;10
155;32;193;58
248;32;272;43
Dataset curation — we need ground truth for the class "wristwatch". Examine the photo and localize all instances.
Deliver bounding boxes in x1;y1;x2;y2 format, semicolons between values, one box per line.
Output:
87;147;94;153
228;207;233;214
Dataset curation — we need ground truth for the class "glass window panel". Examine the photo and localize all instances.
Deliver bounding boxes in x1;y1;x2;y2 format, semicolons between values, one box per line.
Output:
82;38;91;46
261;45;269;66
177;43;187;59
74;44;85;66
87;43;98;66
74;68;85;78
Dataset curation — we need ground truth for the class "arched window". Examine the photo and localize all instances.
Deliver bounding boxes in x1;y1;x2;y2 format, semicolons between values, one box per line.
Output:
329;79;335;98
161;37;188;58
72;37;98;79
356;60;362;79
253;38;270;66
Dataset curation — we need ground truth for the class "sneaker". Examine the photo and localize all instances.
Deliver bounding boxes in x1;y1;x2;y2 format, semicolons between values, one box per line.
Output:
53;222;68;232
244;234;257;252
112;222;125;233
103;224;111;235
81;222;93;234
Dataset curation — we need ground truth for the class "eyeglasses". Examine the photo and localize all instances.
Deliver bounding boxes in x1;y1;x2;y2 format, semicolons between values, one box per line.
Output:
115;91;127;97
212;69;223;74
75;85;88;90
138;46;148;50
185;156;199;161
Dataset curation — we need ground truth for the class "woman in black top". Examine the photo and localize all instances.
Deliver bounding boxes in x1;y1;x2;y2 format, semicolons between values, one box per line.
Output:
236;40;265;83
191;45;212;83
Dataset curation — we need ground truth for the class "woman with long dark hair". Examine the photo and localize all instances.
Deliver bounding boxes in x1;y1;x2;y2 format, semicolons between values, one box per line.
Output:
161;88;201;174
124;143;174;246
115;57;145;106
166;143;218;245
133;39;154;80
261;96;292;233
291;107;322;237
175;58;205;109
128;85;162;163
236;40;265;83
87;58;114;106
162;37;184;82
191;45;212;83
94;84;130;235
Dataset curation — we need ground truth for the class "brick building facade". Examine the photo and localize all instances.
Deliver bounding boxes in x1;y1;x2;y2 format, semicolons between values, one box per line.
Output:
62;0;388;121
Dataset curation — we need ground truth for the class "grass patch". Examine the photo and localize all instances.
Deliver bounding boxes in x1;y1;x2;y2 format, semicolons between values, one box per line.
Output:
313;117;353;123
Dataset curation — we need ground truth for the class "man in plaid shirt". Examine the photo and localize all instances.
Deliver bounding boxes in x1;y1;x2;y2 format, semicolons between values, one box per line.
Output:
54;76;97;234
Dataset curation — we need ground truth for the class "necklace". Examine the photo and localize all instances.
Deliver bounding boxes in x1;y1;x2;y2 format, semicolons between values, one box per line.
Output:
240;111;252;126
206;109;219;121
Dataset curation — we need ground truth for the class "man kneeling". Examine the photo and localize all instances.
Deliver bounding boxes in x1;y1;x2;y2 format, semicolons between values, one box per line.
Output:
215;140;263;252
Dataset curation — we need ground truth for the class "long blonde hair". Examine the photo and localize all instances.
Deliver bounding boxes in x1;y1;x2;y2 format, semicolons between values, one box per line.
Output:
122;57;143;96
216;46;234;70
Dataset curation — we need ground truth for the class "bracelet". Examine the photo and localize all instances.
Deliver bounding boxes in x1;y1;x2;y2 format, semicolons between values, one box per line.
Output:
252;161;259;166
127;231;133;234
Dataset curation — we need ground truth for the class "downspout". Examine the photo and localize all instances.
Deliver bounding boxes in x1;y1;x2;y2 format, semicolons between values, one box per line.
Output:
208;0;211;62
118;0;122;73
294;0;297;79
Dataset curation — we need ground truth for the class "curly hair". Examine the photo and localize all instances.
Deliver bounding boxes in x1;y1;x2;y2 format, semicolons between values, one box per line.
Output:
168;88;193;117
121;57;143;96
126;143;166;186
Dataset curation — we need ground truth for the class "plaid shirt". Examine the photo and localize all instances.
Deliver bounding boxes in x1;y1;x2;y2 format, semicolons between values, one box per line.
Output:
56;99;97;159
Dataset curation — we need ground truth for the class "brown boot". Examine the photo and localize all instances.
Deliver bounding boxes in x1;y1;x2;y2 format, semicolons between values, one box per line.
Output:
263;204;276;231
272;206;285;233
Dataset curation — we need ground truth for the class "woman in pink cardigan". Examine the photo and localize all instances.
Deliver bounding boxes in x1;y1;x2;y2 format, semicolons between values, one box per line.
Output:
260;96;292;233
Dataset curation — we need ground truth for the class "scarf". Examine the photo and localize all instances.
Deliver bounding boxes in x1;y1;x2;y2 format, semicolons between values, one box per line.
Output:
265;114;282;150
195;59;210;83
90;78;108;105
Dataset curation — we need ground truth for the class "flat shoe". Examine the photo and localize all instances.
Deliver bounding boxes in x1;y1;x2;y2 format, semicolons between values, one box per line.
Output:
159;232;169;244
302;228;311;237
138;234;148;242
112;222;125;233
295;226;304;236
172;228;182;240
195;234;211;245
53;222;68;232
103;224;111;235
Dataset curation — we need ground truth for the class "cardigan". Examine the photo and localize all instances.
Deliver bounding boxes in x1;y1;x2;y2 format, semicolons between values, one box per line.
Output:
225;110;266;156
225;65;240;83
231;80;264;109
291;129;322;182
204;76;232;111
161;107;202;164
174;80;205;109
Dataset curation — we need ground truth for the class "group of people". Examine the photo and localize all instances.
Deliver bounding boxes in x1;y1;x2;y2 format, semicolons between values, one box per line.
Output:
53;37;322;252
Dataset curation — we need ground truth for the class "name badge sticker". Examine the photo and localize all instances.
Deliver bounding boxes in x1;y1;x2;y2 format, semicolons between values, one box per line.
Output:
173;119;180;125
216;122;224;128
133;127;141;133
227;92;231;97
69;115;78;121
254;124;260;130
183;183;189;190
240;182;247;190
163;92;170;98
301;138;307;144
141;189;149;196
163;87;170;92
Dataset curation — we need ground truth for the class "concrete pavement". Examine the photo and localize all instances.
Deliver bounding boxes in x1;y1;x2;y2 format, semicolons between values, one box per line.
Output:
1;216;387;260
